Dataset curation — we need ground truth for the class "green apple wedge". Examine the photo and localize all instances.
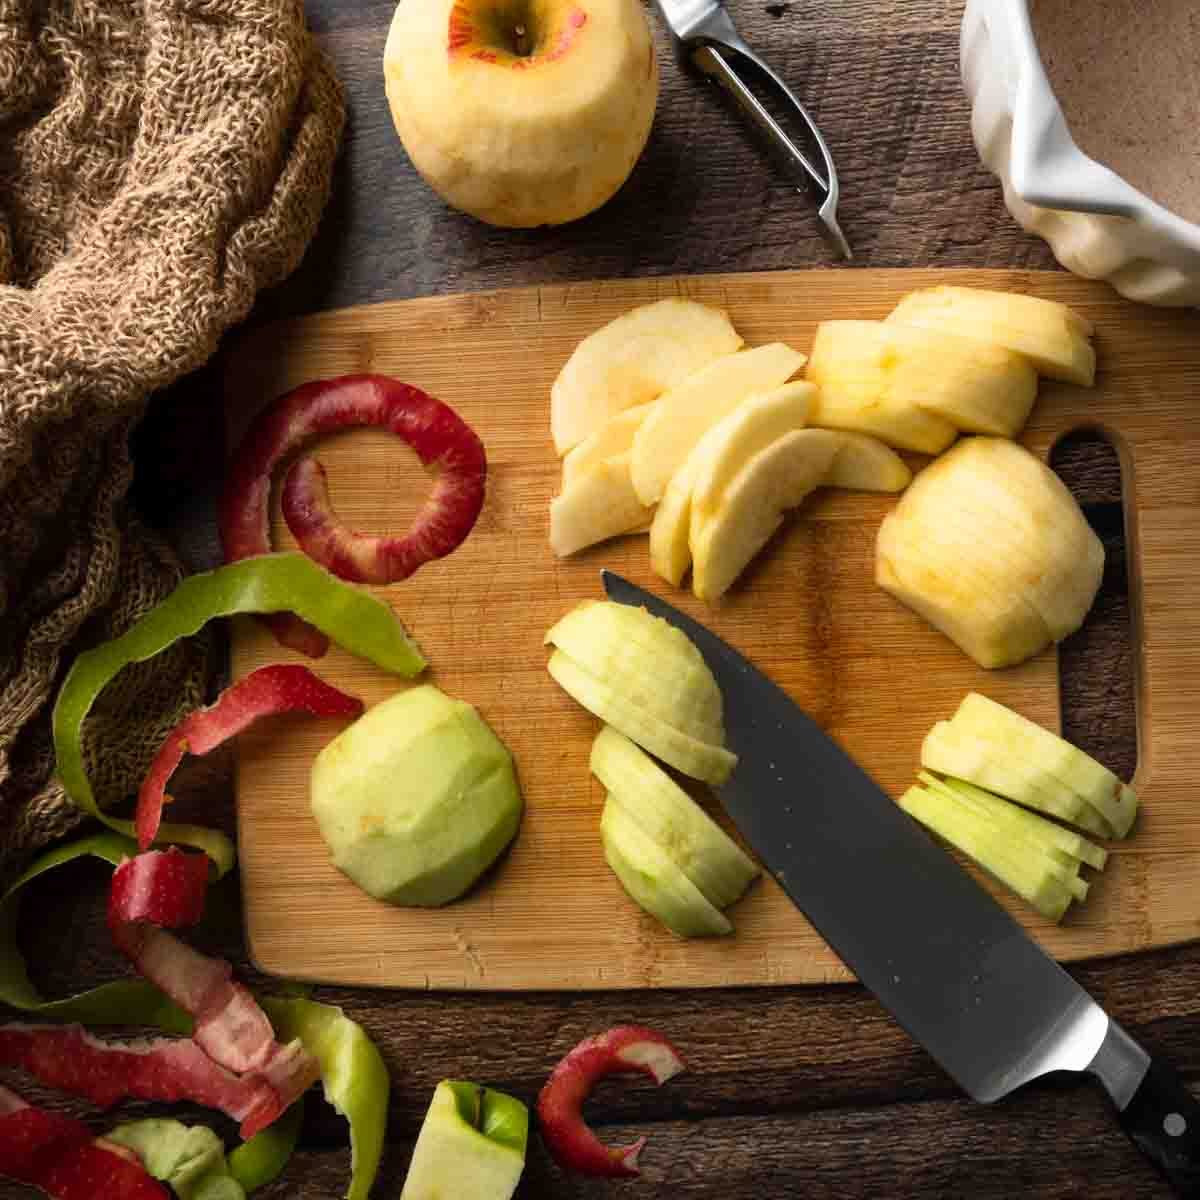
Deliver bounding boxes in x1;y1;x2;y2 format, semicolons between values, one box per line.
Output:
310;685;523;905
600;795;733;936
551;299;743;455
690;428;842;604
401;1080;528;1200
949;693;1136;836
548;649;736;785
546;600;725;746
591;726;758;910
631;342;808;505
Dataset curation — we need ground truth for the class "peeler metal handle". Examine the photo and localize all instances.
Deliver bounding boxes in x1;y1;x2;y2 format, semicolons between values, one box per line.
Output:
669;3;851;259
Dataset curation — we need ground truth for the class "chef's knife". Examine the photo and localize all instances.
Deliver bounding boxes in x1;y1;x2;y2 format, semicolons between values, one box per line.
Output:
602;570;1200;1196
650;0;850;259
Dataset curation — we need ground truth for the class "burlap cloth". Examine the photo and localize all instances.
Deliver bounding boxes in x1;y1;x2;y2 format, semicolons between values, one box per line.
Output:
0;1;345;886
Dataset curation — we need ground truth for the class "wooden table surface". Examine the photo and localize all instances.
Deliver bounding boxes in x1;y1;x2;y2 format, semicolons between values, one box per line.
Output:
10;1;1196;1197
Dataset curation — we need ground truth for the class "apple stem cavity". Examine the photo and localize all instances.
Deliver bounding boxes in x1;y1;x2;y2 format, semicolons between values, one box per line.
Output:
536;1025;684;1178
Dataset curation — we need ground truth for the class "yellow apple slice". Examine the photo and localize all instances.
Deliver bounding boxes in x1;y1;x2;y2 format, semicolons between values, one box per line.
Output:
648;451;704;587
824;432;912;492
551;299;743;455
631;342;808;505
549;454;654;557
561;402;657;489
886;286;1096;387
805;320;1038;439
547;650;737;784
687;381;815;517
690;429;842;603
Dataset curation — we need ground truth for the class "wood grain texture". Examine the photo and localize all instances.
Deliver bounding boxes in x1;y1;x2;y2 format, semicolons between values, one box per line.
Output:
8;1;1197;1197
226;268;1200;990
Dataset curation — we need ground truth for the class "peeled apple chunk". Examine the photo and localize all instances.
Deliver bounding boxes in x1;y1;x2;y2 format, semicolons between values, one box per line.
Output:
948;693;1137;837
806;319;1038;440
691;428;843;604
551;300;743;455
886;286;1096;387
400;1081;528;1200
875;437;1104;668
549;453;654;557
631;342;808;505
546;600;725;745
591;726;759;911
310;685;522;906
600;798;732;936
548;651;736;785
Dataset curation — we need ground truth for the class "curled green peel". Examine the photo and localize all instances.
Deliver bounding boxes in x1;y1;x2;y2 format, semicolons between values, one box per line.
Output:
52;553;426;872
0;832;191;1031
227;1099;304;1192
263;997;389;1200
107;1119;244;1200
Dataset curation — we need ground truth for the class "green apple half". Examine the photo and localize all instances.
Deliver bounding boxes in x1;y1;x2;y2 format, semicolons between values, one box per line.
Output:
384;0;658;229
311;685;522;906
401;1080;528;1200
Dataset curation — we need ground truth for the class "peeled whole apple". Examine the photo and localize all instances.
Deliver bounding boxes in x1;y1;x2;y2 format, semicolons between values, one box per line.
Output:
383;0;659;228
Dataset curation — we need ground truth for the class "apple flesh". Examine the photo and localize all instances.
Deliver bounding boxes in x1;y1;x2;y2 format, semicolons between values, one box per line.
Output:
310;685;523;905
384;0;659;229
551;299;743;455
401;1080;528;1200
549;453;654;557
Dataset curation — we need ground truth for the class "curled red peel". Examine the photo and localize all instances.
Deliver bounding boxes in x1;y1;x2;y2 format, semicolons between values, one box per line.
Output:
0;1082;168;1199
107;849;321;1127
135;663;363;850
536;1025;685;1178
0;1026;291;1141
219;374;487;650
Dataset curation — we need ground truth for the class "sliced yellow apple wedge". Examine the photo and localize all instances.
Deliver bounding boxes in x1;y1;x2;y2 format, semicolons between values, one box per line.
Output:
805;319;1038;439
825;432;912;492
630;342;808;505
549;454;654;557
886;286;1096;387
548;650;736;785
551;299;744;455
649;451;704;587
546;600;725;745
561;401;657;489
690;429;842;603
687;381;815;517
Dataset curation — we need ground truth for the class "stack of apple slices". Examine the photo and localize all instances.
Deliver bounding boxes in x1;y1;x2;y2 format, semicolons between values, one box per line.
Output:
899;693;1137;922
593;727;759;937
807;287;1095;451
545;600;737;785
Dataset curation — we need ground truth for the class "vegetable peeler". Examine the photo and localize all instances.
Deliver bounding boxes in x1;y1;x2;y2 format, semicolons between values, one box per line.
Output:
651;0;851;259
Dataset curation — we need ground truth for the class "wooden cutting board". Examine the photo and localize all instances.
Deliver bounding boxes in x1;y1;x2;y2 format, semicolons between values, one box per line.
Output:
226;268;1200;991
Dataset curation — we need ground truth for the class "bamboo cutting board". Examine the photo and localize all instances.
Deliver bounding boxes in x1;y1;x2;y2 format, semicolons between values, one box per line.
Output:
226;269;1200;990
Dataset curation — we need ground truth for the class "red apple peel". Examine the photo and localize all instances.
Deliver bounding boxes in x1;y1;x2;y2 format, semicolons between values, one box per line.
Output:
536;1025;685;1177
219;374;486;652
135;664;363;850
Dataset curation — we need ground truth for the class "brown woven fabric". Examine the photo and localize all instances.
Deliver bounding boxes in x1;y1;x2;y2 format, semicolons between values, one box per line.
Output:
0;0;345;884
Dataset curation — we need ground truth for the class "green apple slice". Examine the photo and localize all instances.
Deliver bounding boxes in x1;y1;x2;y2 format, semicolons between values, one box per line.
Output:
950;692;1136;837
548;650;736;785
591;726;758;910
920;720;1099;830
311;685;523;906
549;453;655;557
690;428;842;603
600;796;733;936
631;342;808;505
898;784;1075;922
400;1080;528;1200
546;600;725;745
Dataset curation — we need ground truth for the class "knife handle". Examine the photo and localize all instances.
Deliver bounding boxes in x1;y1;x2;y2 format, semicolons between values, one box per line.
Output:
1119;1057;1200;1196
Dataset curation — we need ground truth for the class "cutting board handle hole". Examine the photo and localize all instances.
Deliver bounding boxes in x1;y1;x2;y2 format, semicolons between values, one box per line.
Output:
1050;430;1137;784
